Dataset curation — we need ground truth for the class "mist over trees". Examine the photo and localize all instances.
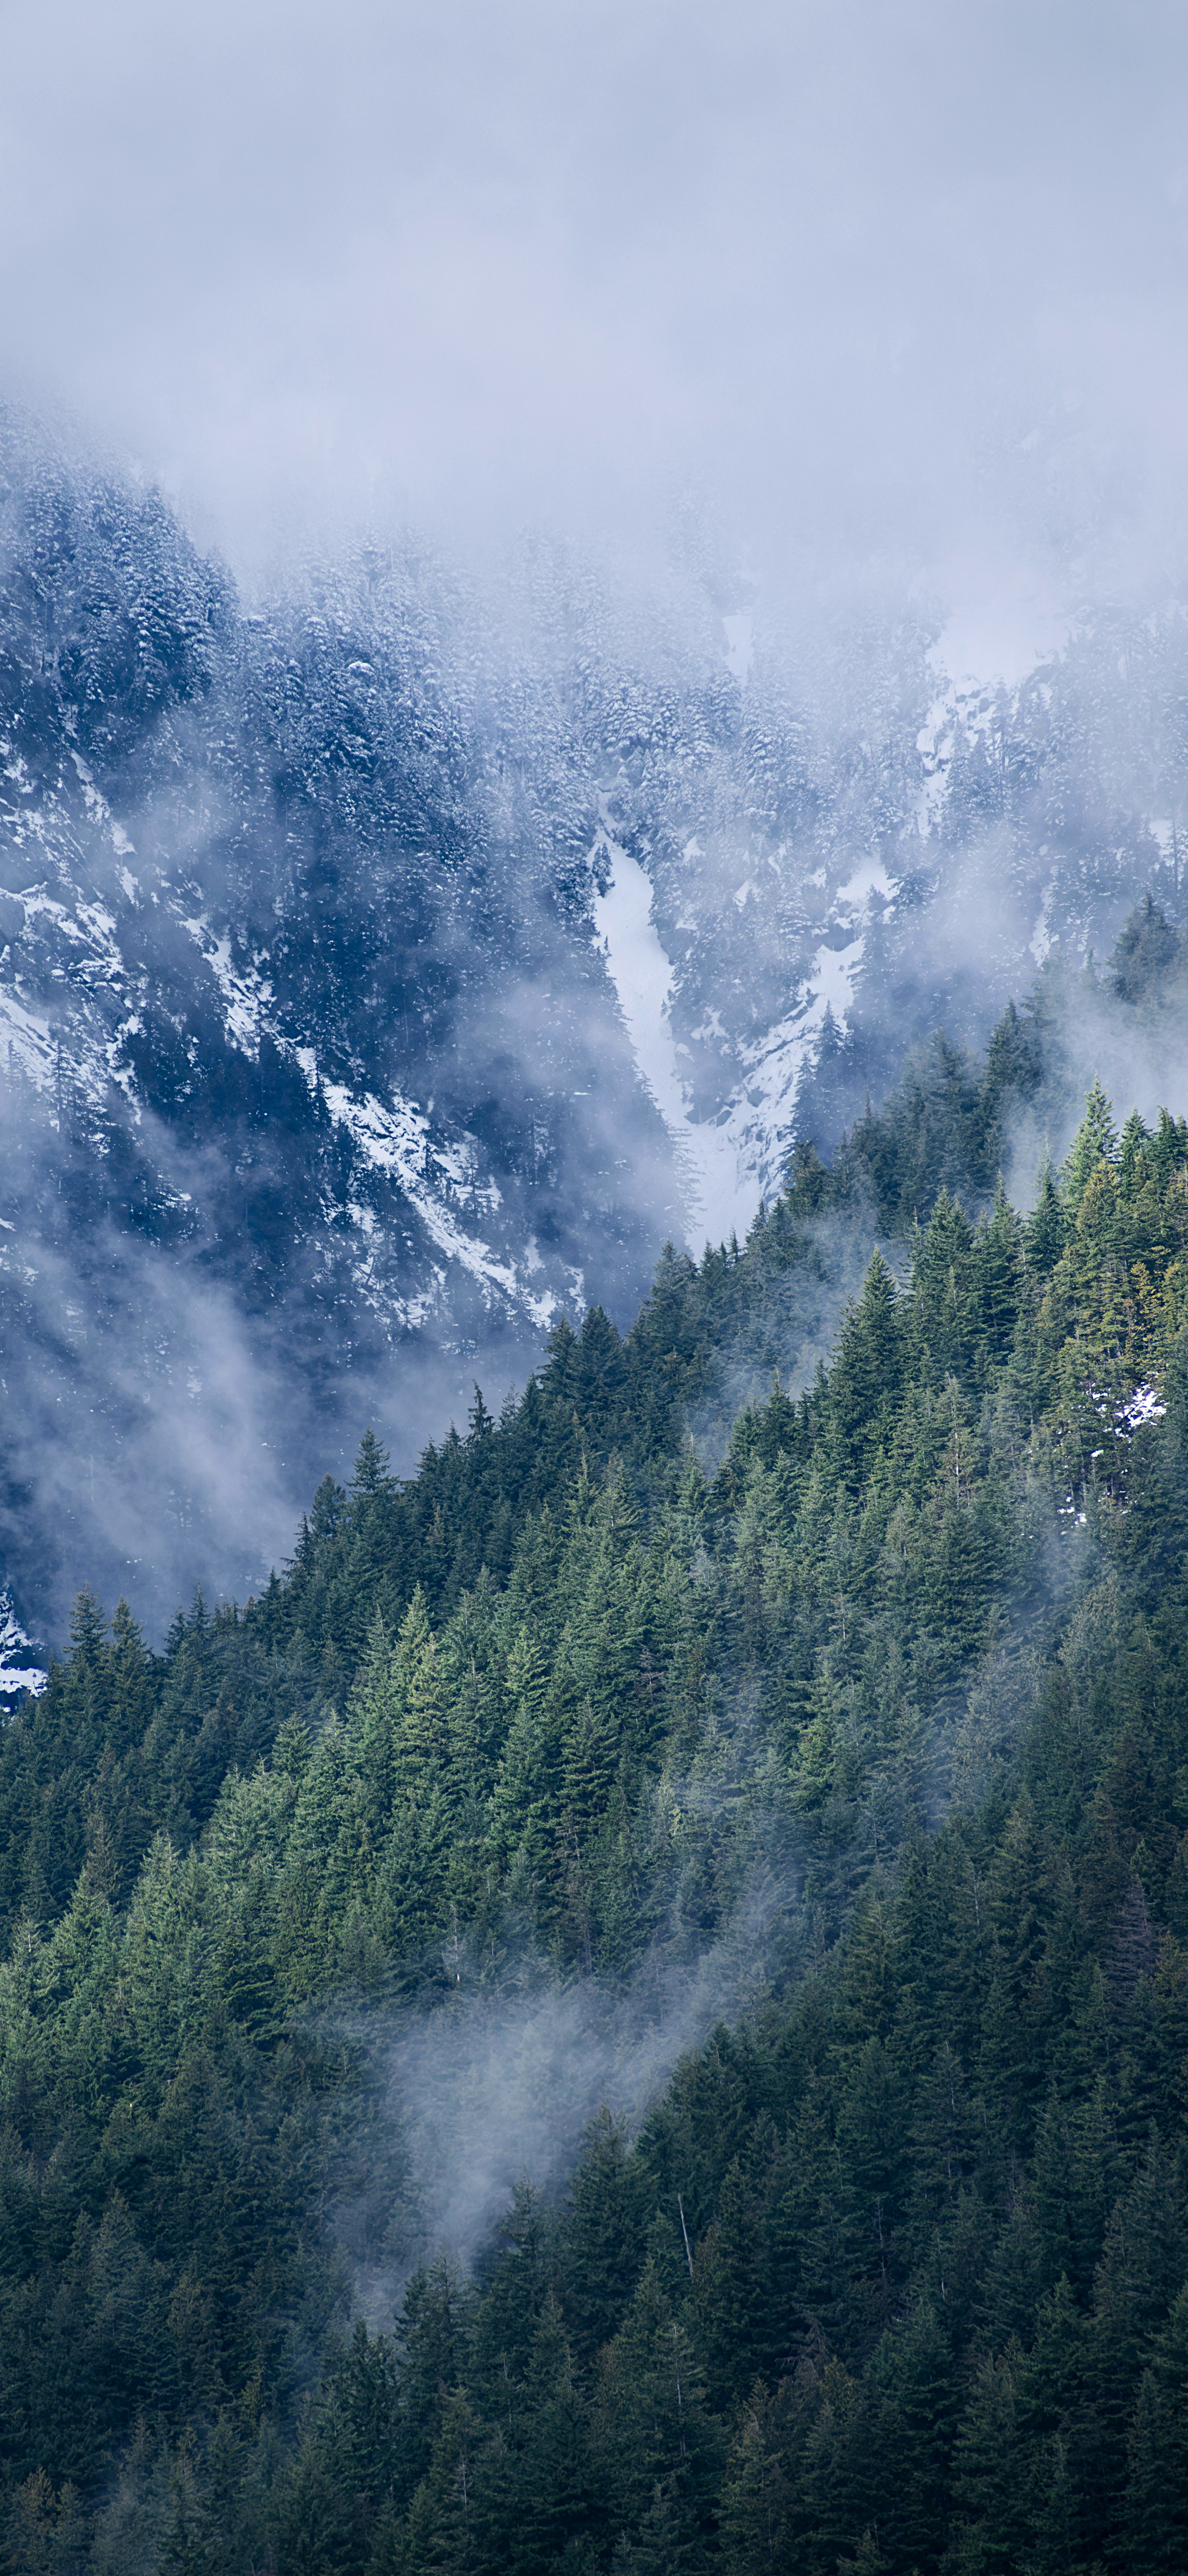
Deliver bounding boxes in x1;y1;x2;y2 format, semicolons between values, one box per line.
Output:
5;9;1188;2566
4;909;1188;2566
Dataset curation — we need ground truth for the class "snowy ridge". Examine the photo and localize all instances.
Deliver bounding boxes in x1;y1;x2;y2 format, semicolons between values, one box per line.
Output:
1;755;582;1340
173;916;576;1330
304;1061;572;1330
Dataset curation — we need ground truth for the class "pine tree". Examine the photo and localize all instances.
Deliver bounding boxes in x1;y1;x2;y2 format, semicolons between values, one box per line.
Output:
970;1184;1024;1371
718;2381;801;2574
1122;2284;1188;2571
828;1253;905;1482
910;1189;976;1378
398;2258;477;2493
690;2156;769;2405
563;2110;646;2365
1025;1155;1067;1279
1064;1079;1118;1214
403;2386;484;2576
591;2260;713;2539
948;2342;1024;2575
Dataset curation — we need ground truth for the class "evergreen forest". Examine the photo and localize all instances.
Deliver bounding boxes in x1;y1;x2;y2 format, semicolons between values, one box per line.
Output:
5;911;1188;2573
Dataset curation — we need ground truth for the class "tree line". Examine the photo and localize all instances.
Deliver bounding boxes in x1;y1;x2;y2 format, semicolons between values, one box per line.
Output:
4;912;1188;2568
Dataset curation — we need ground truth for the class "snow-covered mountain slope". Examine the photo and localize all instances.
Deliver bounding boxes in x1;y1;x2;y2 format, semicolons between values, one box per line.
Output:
582;602;1188;1237
2;420;1185;1640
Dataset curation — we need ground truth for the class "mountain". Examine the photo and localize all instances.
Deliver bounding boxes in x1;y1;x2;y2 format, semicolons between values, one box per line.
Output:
3;415;1188;1641
3;994;1188;2567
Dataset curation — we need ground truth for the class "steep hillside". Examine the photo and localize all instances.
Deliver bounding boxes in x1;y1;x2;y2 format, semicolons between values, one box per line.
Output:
3;1002;1188;2565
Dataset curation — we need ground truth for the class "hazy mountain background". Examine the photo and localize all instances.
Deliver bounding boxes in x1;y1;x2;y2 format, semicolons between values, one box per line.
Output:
3;0;1188;1662
3;411;1188;1660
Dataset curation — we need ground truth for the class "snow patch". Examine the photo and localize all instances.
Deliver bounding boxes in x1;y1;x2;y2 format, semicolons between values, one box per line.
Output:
0;1591;47;1698
316;1074;565;1328
592;824;866;1250
834;858;893;919
183;916;274;1058
69;751;135;862
0;987;59;1094
1030;879;1056;965
1118;1383;1167;1433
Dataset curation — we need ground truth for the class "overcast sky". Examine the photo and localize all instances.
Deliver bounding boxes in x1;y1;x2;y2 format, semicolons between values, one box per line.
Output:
3;0;1187;663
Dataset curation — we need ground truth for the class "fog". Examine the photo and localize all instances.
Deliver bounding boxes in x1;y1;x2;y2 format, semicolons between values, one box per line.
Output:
5;0;1188;1647
0;1060;529;1641
3;1;1187;637
5;0;1188;2437
340;1880;785;2314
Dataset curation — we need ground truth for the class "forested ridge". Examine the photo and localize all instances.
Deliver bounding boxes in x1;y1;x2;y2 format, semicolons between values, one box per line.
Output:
5;916;1188;2569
